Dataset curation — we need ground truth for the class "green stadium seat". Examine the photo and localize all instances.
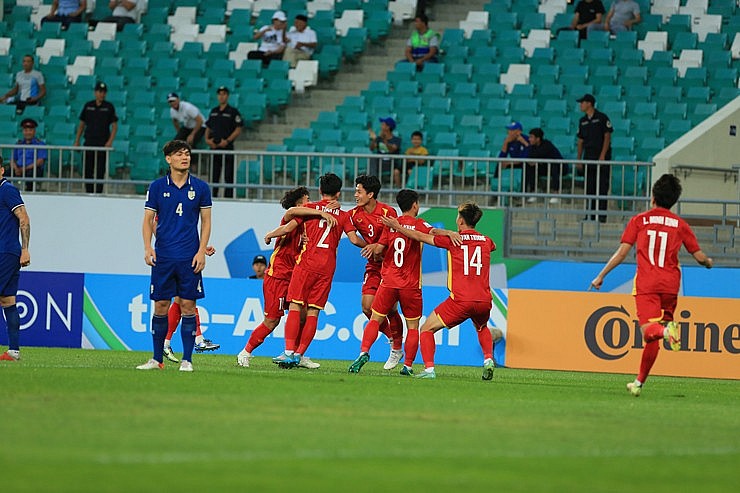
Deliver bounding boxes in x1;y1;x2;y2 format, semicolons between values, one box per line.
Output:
480;82;507;99
625;84;653;102
611;165;648;209
596;84;623;101
663;103;688;120
611;136;635;154
664;119;692;143
637;137;665;162
655;86;683;104
633;119;661;137
547;116;573;135
484;98;510;115
632;102;658;118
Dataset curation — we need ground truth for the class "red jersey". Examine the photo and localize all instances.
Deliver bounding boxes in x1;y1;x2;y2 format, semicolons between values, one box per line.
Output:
294;199;355;276
621;207;701;295
266;217;303;281
377;215;434;289
350;201;397;268
434;229;496;302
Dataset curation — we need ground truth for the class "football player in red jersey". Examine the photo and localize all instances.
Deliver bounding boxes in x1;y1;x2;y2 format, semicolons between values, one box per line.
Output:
268;173;367;367
350;175;406;369
349;189;461;375
590;174;713;396
382;201;497;380
236;187;339;369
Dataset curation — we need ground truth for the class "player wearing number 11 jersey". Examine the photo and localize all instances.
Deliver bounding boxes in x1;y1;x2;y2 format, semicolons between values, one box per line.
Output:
591;174;712;397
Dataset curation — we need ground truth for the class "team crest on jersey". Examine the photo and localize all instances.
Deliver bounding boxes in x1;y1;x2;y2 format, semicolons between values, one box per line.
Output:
188;189;195;200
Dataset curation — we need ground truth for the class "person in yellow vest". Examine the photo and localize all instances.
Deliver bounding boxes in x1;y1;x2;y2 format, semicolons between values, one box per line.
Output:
403;14;439;71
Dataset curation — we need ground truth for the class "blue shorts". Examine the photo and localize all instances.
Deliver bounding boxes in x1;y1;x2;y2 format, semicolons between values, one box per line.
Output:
149;258;205;301
0;253;21;297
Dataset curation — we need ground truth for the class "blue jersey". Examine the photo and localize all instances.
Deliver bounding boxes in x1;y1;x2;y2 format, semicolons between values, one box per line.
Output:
145;173;212;261
0;178;24;256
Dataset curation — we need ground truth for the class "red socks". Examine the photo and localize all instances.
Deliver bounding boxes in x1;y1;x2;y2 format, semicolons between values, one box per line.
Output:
296;315;318;355
387;311;404;351
284;310;301;352
404;329;419;367
246;322;274;353
195;310;202;337
361;319;381;353
638;323;665;383
420;331;436;369
477;327;493;361
166;302;181;341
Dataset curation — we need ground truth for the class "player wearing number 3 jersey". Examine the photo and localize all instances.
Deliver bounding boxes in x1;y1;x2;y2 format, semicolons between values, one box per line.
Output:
382;201;497;380
591;174;712;397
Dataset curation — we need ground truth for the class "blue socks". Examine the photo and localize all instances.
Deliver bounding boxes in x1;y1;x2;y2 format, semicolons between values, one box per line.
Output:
151;314;168;363
180;314;197;363
3;305;20;351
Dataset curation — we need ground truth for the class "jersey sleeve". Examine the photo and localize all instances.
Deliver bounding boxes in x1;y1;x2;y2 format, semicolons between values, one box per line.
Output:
144;181;159;211
417;219;434;235
2;184;24;211
341;212;356;234
620;217;638;245
199;182;213;208
377;224;390;246
433;234;452;250
680;221;701;254
489;237;497;252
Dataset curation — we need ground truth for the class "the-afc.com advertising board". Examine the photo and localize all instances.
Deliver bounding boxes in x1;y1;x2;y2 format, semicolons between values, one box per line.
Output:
506;290;740;380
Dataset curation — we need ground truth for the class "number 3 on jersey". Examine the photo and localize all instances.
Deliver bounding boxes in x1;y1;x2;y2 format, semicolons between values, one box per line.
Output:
461;244;483;276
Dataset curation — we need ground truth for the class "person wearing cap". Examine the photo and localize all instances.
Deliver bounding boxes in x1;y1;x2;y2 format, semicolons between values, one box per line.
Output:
42;0;87;30
589;0;641;35
249;255;267;280
1;55;46;113
576;93;613;223
283;14;318;69
74;81;118;194
527;128;563;204
248;10;287;67
497;121;530;180
98;0;139;32
205;86;243;199
368;117;402;181
168;93;206;150
404;13;440;71
11;118;47;192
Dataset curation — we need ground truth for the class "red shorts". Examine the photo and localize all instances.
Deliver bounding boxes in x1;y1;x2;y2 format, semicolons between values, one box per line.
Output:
286;265;332;310
361;262;382;296
434;297;491;330
634;293;677;326
263;274;290;319
371;285;422;320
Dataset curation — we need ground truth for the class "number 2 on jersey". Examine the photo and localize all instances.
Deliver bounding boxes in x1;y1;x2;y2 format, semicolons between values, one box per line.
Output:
317;218;332;249
461;244;482;276
646;229;668;268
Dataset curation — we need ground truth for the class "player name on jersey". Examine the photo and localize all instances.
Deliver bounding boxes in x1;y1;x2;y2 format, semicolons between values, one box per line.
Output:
643;215;679;227
461;234;487;241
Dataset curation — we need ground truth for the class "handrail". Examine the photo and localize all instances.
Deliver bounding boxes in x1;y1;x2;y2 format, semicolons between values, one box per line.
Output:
672;164;739;183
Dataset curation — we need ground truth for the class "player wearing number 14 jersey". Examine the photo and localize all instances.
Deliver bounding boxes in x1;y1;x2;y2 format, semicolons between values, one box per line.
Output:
591;174;712;397
382;201;497;380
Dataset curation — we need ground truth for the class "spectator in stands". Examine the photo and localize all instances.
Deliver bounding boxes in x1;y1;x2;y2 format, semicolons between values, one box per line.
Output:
589;0;641;35
527;128;563;204
398;130;428;187
1;55;46;115
498;121;530;171
368;117;402;181
283;14;318;69
576;93;612;223
248;10;287;67
167;93;205;148
99;0;139;32
43;0;87;30
11;118;47;192
205;86;243;199
74;81;118;194
569;0;606;40
404;14;439;71
249;255;267;280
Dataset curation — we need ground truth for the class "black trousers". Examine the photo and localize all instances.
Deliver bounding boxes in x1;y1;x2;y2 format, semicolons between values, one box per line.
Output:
211;151;235;198
584;161;610;221
84;148;107;194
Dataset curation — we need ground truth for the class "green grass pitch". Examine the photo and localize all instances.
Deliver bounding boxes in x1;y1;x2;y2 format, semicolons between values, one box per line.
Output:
1;348;738;492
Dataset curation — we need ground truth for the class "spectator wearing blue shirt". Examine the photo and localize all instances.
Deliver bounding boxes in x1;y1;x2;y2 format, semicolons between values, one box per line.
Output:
138;140;213;372
498;120;530;172
0;159;32;362
11;119;47;192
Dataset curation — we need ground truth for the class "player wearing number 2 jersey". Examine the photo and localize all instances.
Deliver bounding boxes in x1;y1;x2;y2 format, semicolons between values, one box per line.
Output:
350;175;405;370
348;189;457;375
591;174;712;397
382;201;497;380
268;173;366;368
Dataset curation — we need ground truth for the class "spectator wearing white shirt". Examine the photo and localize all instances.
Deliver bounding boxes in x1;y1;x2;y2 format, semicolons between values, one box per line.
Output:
42;0;87;30
283;14;318;68
100;0;139;32
167;93;205;148
248;10;287;67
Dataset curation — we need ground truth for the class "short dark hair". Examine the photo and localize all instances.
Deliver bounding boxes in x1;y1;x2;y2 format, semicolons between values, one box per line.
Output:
411;130;424;140
396;189;419;212
529;128;544;139
652;173;682;209
458;201;483;228
162;140;191;156
281;186;309;209
416;13;429;25
319;173;342;196
355;174;381;199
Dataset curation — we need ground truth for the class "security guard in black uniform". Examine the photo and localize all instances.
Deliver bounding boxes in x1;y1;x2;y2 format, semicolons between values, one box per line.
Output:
576;93;612;223
74;81;118;194
205;86;243;198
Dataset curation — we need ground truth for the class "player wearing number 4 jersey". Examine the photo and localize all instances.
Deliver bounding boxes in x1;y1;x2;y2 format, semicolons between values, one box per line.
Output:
382;201;497;380
349;189;460;375
270;173;366;368
350;175;405;369
591;174;712;397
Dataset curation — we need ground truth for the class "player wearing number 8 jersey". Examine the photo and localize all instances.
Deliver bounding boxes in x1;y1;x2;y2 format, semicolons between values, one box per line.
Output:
270;173;366;367
591;174;712;396
382;201;497;380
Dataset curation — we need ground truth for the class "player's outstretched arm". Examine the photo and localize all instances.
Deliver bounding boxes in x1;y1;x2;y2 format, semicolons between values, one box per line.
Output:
692;250;713;269
381;216;436;246
590;242;631;290
265;219;299;245
347;230;367;248
360;243;385;259
142;209;157;266
429;227;463;246
283;207;338;227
